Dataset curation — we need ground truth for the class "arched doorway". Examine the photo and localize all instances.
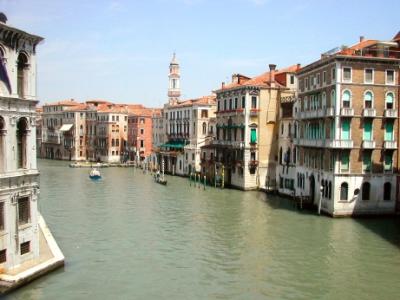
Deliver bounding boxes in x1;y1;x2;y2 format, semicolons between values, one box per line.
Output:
309;174;315;204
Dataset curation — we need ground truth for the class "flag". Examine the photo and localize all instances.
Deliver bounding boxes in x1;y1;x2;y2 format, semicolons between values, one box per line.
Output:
0;55;12;94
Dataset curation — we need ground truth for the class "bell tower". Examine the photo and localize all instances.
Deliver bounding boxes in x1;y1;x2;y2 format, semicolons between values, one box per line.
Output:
168;53;181;105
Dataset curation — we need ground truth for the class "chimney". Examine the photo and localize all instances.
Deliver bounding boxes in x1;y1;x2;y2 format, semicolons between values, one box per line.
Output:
360;36;365;43
221;82;225;89
0;13;7;24
297;63;301;70
269;64;277;87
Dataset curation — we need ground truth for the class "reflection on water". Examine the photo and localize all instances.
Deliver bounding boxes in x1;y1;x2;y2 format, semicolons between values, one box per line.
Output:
5;159;400;300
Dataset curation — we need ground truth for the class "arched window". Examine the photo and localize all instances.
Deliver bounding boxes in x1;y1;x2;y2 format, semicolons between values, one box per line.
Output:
384;182;391;201
362;182;370;200
279;147;283;165
16;117;28;169
364;91;373;109
288;123;292;137
342;90;351;108
340;182;348;201
0;116;5;172
202;122;207;135
385;92;394;109
17;52;29;98
328;181;332;199
293;147;297;164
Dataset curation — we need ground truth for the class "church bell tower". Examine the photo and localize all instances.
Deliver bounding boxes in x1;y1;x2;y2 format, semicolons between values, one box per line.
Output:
168;53;181;105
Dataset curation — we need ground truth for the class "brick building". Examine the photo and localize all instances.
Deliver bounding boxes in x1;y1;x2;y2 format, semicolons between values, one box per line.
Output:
295;34;400;216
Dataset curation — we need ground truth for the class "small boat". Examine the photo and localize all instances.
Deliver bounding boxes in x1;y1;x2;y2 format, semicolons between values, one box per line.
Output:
89;168;102;180
154;169;167;186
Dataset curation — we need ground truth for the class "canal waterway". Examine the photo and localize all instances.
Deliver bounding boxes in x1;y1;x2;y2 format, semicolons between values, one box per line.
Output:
5;159;400;299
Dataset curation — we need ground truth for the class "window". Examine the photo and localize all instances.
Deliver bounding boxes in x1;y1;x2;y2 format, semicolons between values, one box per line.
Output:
0;202;4;231
17;52;28;98
364;69;374;83
242;96;245;109
386;70;395;85
224;99;227;110
323;71;326;84
202;122;207;134
250;128;257;144
384;152;393;172
20;241;30;255
384;121;394;141
229;99;232;110
290;75;295;85
305;78;309;89
16;118;28;169
341;119;350;140
140;129;144;135
18;197;30;225
331;90;336;107
340;152;349;172
340;182;348;201
342;90;351;108
343;67;352;82
251;97;257;109
0;249;6;263
362;182;370;200
384;182;391;201
362;152;371;173
364;91;373;108
331;68;336;82
192;153;195;160
385;92;394;109
363;119;372;141
316;73;320;86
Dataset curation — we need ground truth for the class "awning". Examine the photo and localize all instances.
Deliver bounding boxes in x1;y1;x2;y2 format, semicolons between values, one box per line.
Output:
59;124;73;132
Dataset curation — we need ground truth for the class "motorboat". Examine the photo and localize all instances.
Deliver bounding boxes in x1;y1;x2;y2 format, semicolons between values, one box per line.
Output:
89;168;101;180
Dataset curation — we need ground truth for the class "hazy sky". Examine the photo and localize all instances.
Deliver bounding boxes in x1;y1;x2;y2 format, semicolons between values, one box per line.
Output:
1;0;399;107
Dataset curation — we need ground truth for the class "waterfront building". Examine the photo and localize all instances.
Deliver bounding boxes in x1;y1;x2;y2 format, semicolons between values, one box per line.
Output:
276;91;299;196
150;109;165;169
41;99;81;160
158;95;216;175
127;108;160;163
0;13;64;291
154;54;217;175
203;64;300;190
295;34;400;216
40;99;153;163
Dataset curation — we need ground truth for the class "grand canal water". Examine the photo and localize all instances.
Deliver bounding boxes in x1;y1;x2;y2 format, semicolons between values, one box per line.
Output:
5;159;400;299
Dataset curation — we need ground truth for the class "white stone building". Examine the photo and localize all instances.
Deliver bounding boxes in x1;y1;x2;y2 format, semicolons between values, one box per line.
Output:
0;13;64;291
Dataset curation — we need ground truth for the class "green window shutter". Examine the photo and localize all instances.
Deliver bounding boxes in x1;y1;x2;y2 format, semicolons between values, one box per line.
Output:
363;120;372;140
384;153;393;171
342;119;350;140
385;121;394;141
363;152;371;172
250;128;257;143
341;152;349;171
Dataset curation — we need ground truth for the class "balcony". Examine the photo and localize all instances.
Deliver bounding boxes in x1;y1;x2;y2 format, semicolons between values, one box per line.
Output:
384;109;397;118
325;139;353;148
325;107;335;117
384;140;397;149
340;108;354;117
362;140;376;149
249;109;260;117
296;107;334;119
363;108;376;117
294;138;324;147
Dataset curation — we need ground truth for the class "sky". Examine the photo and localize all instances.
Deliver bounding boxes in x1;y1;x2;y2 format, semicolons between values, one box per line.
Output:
1;0;399;107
